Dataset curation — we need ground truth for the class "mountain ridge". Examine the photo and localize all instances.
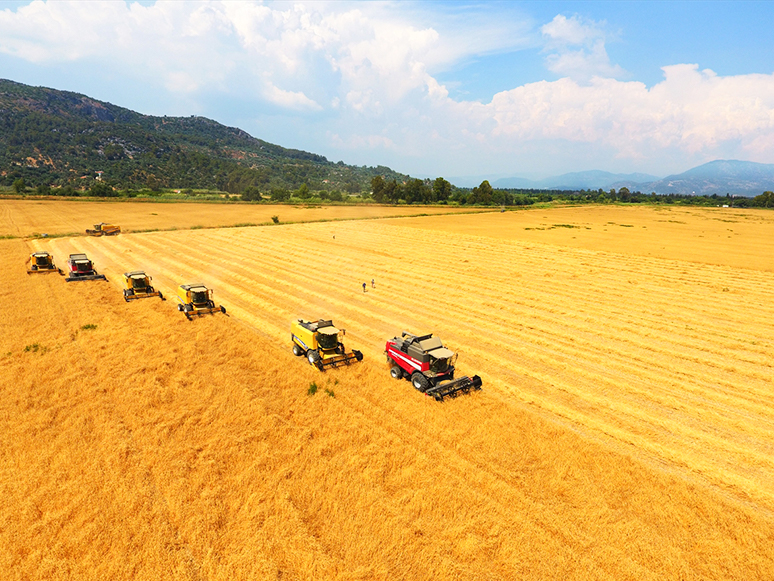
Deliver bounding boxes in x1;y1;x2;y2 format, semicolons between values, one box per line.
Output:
0;78;406;193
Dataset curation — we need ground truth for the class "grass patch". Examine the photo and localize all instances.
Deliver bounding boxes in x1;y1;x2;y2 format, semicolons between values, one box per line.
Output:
24;343;48;354
325;388;336;398
308;382;319;396
81;324;97;331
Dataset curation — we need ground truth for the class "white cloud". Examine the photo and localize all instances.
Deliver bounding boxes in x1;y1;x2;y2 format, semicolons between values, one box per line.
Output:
1;2;774;176
482;64;774;159
541;14;625;81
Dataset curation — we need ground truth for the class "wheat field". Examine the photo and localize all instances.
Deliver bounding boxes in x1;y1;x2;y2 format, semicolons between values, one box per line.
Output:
0;199;479;238
3;200;774;580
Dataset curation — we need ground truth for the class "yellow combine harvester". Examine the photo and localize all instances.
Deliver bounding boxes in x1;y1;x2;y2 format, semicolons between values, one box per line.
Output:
86;223;121;236
176;283;226;320
291;318;364;370
122;271;164;301
26;251;63;275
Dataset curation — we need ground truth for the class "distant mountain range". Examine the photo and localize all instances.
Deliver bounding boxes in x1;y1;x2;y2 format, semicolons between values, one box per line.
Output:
2;78;773;197
0;78;406;193
490;161;774;196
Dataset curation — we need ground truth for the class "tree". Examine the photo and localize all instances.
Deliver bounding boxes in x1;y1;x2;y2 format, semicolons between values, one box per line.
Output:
13;178;26;194
90;181;115;197
296;183;310;199
470;180;493;205
371;176;386;203
270;187;290;202
329;189;343;202
433;177;452;202
241;186;262;201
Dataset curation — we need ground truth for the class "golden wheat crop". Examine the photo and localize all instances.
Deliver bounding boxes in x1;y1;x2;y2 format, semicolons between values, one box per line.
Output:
4;202;774;580
0;198;480;238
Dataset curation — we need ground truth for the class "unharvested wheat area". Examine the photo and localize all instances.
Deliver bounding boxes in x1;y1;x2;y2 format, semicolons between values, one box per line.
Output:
2;200;774;580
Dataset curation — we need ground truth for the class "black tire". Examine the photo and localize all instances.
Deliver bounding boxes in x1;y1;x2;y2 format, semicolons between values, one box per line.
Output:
184;304;193;313
31;265;38;271
390;366;402;379
177;304;183;311
411;372;430;393
307;350;320;366
208;300;215;308
292;343;303;356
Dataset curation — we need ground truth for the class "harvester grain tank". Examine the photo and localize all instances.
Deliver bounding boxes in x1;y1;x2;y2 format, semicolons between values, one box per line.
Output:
26;251;63;275
86;223;121;236
385;331;482;401
123;271;164;301
291;319;363;370
65;253;107;282
176;283;226;319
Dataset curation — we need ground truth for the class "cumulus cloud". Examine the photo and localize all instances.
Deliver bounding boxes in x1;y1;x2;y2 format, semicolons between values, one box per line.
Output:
482;64;774;160
541;14;625;81
0;2;773;175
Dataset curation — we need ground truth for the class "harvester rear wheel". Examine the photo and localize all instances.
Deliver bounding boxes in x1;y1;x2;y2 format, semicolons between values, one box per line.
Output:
307;350;320;366
411;372;430;393
390;366;402;379
292;344;303;356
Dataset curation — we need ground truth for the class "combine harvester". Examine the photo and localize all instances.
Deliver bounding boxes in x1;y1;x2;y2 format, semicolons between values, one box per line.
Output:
122;271;164;301
176;283;226;320
65;253;107;282
291;319;363;370
26;251;63;275
385;331;482;401
86;222;121;236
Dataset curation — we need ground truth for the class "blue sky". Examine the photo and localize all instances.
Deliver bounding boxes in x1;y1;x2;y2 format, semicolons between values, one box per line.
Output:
1;1;773;181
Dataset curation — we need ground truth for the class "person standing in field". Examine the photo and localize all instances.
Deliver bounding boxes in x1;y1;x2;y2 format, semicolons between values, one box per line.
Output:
371;279;375;289
362;282;367;293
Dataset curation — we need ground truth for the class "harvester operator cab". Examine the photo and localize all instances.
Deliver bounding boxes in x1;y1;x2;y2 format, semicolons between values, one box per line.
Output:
190;287;210;307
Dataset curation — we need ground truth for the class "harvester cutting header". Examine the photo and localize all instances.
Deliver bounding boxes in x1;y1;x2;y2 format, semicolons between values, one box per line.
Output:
385;331;482;401
291;319;363;370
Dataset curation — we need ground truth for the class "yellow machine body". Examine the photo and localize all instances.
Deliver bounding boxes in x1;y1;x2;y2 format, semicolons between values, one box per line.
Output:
87;222;121;236
291;319;363;370
27;251;62;275
176;283;226;319
122;271;164;301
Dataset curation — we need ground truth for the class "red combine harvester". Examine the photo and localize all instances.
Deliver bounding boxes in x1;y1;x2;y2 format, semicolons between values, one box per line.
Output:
385;331;482;401
65;253;107;282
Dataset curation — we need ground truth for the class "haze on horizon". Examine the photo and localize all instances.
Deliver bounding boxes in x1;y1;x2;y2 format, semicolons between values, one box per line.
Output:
1;0;773;181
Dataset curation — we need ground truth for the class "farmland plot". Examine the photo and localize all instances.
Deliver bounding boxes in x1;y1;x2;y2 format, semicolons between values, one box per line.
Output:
0;198;480;238
5;204;774;579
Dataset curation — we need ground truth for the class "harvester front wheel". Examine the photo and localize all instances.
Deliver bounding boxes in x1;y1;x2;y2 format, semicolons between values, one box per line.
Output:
292;343;303;356
390;366;402;380
307;350;320;366
411;372;430;393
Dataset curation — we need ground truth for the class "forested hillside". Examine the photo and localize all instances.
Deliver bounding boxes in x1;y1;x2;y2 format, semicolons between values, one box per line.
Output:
0;79;406;194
